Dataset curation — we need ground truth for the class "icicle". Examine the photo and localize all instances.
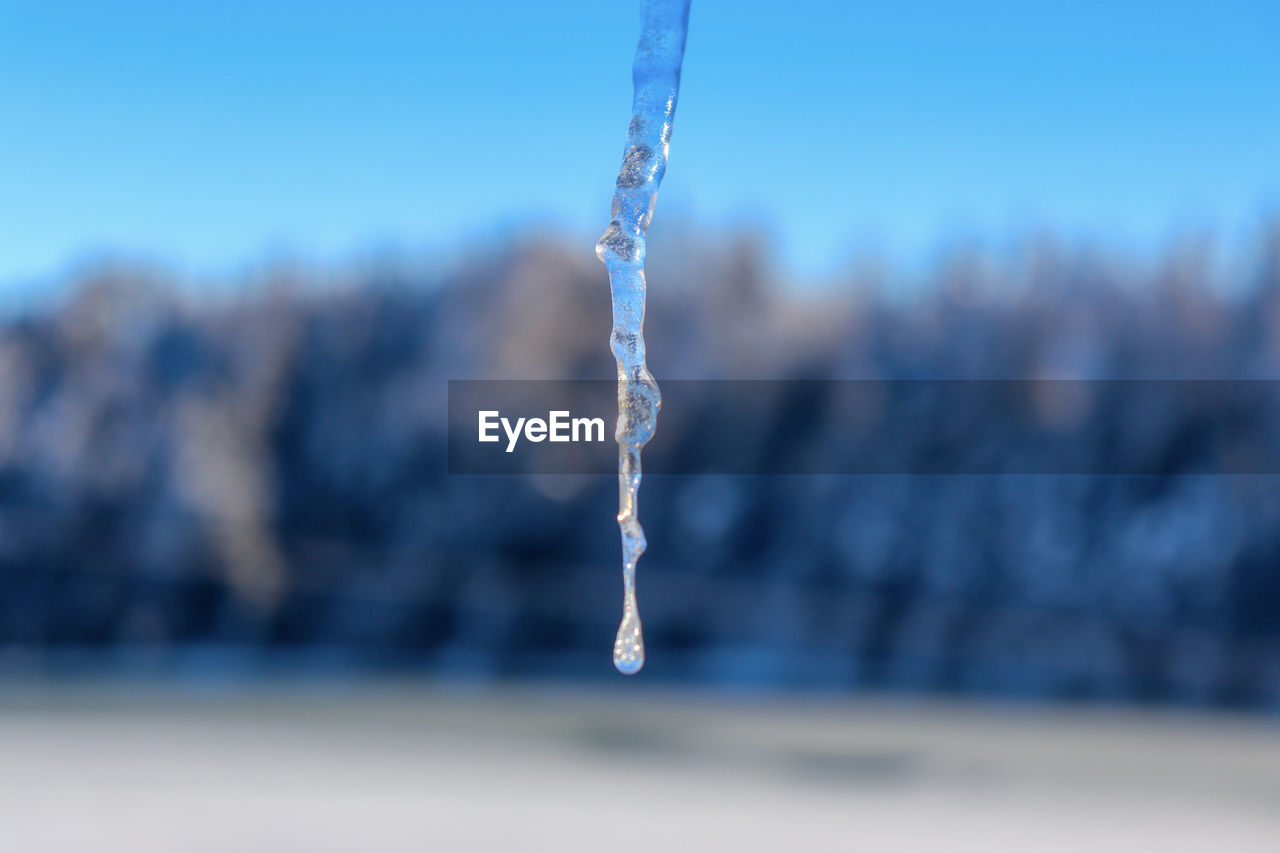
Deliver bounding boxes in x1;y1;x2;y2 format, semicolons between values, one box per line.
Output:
596;0;690;674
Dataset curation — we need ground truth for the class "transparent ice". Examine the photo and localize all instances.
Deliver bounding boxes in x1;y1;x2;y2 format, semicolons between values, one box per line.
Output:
596;0;690;675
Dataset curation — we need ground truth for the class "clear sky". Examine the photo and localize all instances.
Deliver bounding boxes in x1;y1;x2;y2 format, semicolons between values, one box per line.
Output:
2;0;1278;288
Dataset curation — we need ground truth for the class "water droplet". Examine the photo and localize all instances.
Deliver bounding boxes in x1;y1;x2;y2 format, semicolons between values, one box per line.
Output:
613;608;645;674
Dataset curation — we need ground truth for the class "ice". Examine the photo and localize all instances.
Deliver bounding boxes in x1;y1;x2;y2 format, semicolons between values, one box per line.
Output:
596;0;690;675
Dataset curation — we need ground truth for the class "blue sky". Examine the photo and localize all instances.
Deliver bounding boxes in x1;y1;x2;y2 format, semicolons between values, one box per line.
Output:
1;0;1278;287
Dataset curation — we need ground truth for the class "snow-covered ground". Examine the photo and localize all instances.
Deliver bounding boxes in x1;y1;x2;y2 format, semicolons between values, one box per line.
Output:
0;684;1276;852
